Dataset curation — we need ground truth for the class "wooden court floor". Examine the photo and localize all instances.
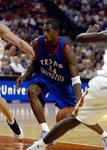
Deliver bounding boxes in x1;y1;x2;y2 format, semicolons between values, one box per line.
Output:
0;102;105;150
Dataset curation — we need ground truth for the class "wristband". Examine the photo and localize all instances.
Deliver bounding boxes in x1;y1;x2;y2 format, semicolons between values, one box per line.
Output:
71;76;81;86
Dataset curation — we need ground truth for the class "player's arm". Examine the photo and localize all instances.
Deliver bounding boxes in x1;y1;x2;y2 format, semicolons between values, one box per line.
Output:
16;38;39;89
63;44;82;103
0;24;34;57
77;31;107;43
76;24;107;43
22;38;39;77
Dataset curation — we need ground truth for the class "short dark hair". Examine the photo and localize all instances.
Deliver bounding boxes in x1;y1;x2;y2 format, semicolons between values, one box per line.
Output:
44;19;59;30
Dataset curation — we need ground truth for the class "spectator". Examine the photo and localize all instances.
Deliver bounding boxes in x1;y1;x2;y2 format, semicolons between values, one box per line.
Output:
9;56;26;75
81;66;94;79
19;53;29;69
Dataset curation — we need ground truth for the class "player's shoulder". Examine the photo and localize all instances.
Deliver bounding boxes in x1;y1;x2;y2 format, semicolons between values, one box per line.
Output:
32;37;40;46
59;36;68;43
59;36;71;46
64;43;72;54
31;37;41;55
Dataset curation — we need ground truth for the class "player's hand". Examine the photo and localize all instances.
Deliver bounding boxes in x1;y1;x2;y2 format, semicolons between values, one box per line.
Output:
86;24;100;33
16;75;26;89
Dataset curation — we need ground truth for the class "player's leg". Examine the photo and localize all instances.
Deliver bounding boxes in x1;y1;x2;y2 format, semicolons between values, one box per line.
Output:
27;84;46;124
27;84;52;144
85;123;104;135
44;115;80;144
74;87;107;149
26;115;80;150
85;123;107;149
0;96;13;123
0;96;23;140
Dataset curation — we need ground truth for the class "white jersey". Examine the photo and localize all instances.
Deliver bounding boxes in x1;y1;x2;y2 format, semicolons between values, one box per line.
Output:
73;76;107;125
89;76;107;98
0;40;4;59
73;49;107;125
89;49;107;97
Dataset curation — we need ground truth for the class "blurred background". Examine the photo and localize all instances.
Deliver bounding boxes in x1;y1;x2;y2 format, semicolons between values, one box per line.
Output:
0;0;107;102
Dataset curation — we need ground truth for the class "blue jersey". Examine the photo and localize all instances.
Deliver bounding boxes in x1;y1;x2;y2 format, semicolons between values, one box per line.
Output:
37;35;72;90
28;35;76;108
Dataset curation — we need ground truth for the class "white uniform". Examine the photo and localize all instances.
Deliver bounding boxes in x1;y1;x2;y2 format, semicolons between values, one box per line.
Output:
73;50;107;125
0;42;4;59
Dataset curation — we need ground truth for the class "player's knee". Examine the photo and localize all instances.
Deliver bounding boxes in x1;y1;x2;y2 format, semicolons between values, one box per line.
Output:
0;97;6;108
69;115;80;125
27;85;41;98
64;115;80;125
27;87;37;97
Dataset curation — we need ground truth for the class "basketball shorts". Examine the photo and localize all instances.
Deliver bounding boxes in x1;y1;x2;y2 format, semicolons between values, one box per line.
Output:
73;76;107;125
28;76;76;109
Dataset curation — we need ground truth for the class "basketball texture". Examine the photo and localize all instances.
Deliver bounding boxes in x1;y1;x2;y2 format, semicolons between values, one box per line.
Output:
56;107;74;123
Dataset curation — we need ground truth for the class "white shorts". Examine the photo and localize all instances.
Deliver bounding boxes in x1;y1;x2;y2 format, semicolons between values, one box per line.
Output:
73;76;107;125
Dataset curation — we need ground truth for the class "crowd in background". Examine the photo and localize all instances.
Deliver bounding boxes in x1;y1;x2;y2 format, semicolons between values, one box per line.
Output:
0;0;107;79
43;0;107;38
50;0;107;31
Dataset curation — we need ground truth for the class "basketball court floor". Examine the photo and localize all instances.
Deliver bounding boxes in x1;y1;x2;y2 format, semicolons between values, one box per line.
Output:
0;102;105;150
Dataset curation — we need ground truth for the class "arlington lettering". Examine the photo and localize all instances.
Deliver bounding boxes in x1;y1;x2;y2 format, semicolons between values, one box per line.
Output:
40;59;65;82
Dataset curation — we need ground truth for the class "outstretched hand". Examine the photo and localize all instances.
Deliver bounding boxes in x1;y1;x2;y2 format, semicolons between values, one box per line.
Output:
86;24;100;33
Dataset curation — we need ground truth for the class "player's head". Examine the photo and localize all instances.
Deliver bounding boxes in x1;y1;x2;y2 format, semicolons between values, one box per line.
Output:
44;19;59;30
43;19;59;43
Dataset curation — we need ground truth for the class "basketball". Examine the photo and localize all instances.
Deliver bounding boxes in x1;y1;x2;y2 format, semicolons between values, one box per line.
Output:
56;107;74;123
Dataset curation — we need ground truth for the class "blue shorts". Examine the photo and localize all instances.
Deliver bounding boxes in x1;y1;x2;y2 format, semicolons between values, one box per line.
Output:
28;75;76;109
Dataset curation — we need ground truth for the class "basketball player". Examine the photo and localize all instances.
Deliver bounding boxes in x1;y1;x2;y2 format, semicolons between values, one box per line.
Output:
0;24;34;140
0;37;24;140
26;25;107;150
16;19;82;147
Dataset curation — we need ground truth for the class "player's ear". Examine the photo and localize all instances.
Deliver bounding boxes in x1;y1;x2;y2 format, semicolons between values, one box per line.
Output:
56;29;59;34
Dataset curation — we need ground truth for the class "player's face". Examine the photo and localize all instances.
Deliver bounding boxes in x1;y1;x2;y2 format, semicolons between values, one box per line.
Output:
43;24;58;43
